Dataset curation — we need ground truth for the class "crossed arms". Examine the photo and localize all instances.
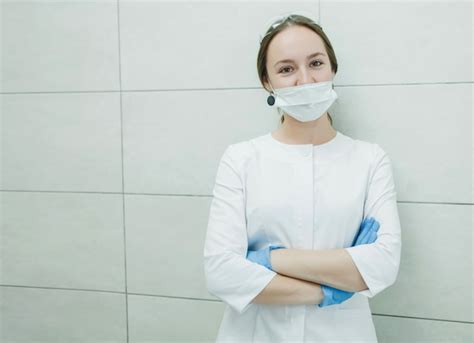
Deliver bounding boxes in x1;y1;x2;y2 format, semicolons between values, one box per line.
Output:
252;248;368;306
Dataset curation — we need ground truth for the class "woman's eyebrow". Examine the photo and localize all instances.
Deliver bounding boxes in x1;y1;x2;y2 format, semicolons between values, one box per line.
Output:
274;52;326;67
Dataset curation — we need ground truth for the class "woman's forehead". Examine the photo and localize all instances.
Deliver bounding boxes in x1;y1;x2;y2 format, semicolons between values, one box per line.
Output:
267;27;326;61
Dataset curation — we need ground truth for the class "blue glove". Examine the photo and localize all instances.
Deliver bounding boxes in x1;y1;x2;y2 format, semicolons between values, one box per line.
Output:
318;217;380;308
351;217;380;247
246;244;286;271
318;285;354;307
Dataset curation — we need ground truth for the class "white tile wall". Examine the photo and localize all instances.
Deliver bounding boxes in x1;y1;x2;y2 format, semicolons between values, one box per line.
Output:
1;93;123;192
321;0;472;85
127;295;224;342
0;287;127;341
333;83;472;203
0;0;120;92
1;0;472;342
0;192;126;292
372;315;473;342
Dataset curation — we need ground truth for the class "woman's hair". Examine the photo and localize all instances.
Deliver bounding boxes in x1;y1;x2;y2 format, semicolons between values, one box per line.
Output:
256;14;338;125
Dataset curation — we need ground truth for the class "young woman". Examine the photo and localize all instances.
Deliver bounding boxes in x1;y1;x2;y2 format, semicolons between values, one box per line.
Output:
204;14;402;342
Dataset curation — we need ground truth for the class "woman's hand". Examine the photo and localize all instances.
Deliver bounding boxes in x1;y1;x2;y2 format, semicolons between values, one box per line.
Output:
246;244;286;271
319;217;380;308
318;285;354;307
351;217;380;247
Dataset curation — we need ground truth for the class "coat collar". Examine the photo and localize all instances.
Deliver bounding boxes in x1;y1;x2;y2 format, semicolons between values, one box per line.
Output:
253;130;354;162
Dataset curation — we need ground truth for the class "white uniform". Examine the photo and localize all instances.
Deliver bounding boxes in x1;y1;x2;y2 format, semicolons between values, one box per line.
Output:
203;130;402;342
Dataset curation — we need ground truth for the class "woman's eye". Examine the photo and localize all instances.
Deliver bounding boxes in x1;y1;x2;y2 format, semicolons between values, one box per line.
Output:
278;61;323;74
279;67;292;73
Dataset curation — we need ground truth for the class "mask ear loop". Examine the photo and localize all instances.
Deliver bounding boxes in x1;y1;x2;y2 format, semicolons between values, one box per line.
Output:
266;81;289;107
266;81;286;120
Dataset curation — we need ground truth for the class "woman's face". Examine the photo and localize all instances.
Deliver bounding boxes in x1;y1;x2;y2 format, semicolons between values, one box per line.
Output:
264;25;335;91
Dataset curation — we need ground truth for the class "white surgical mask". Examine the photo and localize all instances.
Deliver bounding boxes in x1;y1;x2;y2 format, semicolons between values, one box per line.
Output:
268;80;338;122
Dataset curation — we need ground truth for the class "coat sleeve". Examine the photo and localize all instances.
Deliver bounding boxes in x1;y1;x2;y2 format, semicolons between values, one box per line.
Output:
203;144;277;314
344;144;402;298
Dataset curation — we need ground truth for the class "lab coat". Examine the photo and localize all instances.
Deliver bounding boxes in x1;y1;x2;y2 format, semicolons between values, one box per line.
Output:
203;130;402;342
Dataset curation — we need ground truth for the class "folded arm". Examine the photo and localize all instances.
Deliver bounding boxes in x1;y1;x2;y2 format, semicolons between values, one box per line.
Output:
270;248;368;292
252;273;324;306
270;144;402;297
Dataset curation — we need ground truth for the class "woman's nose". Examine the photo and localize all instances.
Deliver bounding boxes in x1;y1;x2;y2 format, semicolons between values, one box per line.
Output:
296;69;316;85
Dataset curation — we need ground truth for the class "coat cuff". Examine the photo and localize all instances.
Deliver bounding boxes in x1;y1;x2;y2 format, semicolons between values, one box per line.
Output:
232;266;277;314
344;243;398;298
204;252;278;314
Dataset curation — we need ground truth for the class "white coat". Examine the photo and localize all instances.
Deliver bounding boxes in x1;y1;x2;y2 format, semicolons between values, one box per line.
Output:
203;130;402;342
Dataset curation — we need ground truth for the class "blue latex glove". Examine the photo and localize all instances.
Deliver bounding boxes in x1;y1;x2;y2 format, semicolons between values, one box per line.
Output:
246;244;286;271
318;217;380;308
351;217;380;247
318;285;355;307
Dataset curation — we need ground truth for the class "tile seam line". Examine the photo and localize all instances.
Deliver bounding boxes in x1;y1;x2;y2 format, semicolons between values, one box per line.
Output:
116;0;129;342
1;81;473;95
1;285;472;325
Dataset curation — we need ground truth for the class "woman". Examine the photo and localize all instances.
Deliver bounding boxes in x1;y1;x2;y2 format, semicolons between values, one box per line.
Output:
203;14;402;342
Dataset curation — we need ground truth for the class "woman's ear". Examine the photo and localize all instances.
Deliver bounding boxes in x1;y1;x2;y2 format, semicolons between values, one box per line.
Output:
263;77;272;93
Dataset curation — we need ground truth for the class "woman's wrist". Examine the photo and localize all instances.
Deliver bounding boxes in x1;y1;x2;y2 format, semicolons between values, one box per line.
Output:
316;284;325;306
269;247;285;272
